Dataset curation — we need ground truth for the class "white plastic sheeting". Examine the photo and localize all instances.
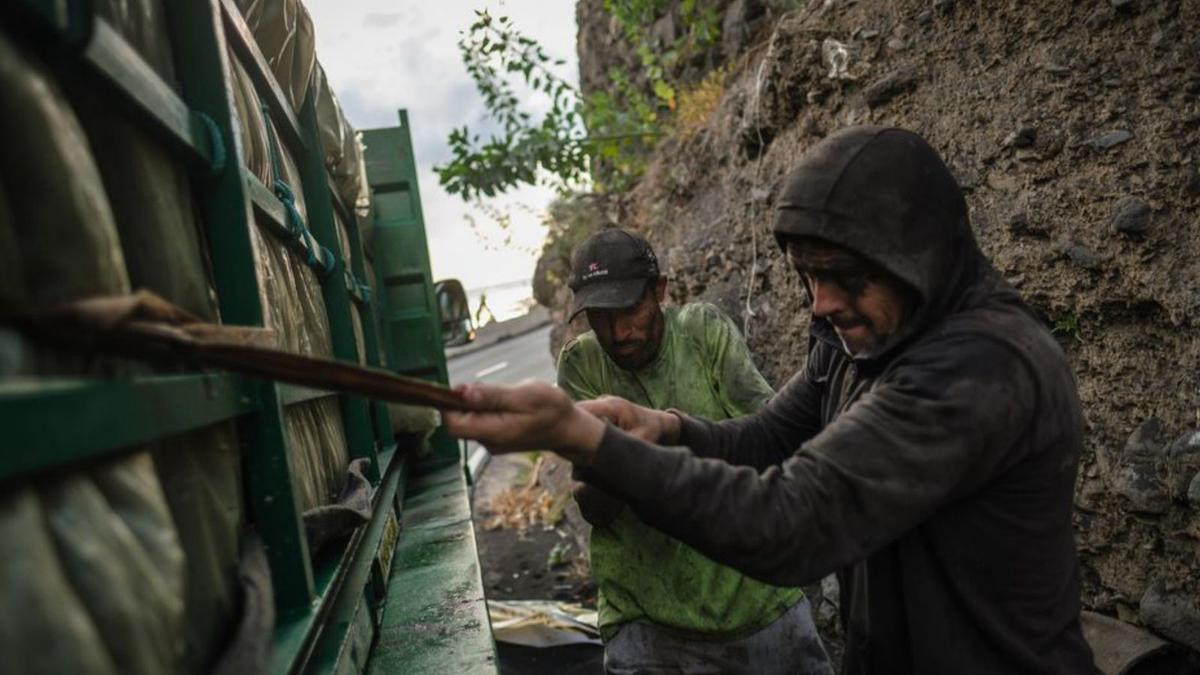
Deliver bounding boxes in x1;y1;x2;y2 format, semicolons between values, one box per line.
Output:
0;29;186;675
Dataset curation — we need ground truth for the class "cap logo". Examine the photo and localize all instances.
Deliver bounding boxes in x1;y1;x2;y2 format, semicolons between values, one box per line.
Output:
582;260;608;282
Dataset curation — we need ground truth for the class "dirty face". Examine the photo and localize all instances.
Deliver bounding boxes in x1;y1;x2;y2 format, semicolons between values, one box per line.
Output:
785;238;912;356
586;278;667;371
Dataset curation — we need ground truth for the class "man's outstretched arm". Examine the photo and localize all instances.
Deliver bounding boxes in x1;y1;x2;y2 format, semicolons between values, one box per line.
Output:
443;334;1037;587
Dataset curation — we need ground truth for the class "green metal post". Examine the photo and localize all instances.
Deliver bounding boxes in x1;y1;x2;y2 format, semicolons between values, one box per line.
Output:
164;0;314;612
294;83;379;483
362;111;458;462
345;228;398;460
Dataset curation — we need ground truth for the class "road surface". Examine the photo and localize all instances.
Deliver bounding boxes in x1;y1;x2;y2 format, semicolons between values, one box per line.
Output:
447;323;556;388
447;324;556;478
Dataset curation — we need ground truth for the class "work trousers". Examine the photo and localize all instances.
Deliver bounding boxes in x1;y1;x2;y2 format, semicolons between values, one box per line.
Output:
604;596;834;675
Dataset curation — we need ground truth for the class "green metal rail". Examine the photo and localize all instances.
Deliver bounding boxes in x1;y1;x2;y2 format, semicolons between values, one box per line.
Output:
1;0;493;673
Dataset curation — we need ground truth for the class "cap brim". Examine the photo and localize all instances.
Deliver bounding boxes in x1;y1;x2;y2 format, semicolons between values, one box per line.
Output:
568;278;649;321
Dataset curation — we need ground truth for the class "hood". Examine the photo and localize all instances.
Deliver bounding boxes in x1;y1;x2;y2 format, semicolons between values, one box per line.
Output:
773;126;1015;363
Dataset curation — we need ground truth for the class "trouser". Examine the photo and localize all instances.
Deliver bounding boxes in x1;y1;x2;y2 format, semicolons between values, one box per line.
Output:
603;596;834;675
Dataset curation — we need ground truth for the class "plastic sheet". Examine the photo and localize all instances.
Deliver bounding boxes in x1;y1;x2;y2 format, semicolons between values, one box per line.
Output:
41;471;182;675
488;600;602;647
312;65;347;172
92;0;177;88
0;31;185;675
389;404;441;438
228;51;272;185
312;64;371;222
232;0;316;114
0;491;119;675
151;425;244;673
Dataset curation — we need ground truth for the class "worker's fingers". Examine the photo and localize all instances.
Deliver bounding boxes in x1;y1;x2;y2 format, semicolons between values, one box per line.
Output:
579;395;660;442
579;395;633;423
442;409;523;452
455;382;509;411
441;380;577;454
457;380;565;413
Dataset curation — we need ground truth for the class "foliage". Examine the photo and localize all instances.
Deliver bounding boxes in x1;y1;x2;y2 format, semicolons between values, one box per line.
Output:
604;0;723;105
1051;312;1083;343
437;11;589;201
674;64;729;136
437;3;726;201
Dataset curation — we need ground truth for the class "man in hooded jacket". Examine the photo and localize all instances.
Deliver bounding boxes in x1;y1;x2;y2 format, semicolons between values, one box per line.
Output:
443;126;1100;674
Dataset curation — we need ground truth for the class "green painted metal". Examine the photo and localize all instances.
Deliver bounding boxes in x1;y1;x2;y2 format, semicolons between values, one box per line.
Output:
295;82;378;483
366;457;499;675
0;374;256;484
301;453;410;674
268;453;408;675
328;183;397;469
166;0;315;611
363;113;460;462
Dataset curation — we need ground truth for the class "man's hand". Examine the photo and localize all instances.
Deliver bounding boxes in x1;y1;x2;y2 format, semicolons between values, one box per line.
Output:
441;380;606;465
579;395;682;445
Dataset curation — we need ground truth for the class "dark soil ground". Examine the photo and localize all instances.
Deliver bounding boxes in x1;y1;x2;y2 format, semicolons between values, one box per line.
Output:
471;452;603;674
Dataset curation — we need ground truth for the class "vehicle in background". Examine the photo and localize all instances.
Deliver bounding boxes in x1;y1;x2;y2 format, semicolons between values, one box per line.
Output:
436;278;476;346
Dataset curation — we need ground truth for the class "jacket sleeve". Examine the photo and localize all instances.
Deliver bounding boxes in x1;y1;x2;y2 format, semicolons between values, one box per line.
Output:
556;339;625;527
576;334;1037;587
677;340;828;471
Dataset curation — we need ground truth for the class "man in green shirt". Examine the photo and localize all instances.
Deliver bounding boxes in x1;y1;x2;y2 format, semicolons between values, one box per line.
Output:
558;229;832;674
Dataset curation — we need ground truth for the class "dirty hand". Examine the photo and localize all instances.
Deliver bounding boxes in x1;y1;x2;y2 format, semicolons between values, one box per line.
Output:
578;395;681;445
441;380;605;464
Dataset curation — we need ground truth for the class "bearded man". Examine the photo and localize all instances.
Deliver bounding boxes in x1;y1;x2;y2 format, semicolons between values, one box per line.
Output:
559;228;831;674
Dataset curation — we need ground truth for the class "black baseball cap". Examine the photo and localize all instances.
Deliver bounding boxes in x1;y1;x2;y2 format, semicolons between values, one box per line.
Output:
568;229;660;321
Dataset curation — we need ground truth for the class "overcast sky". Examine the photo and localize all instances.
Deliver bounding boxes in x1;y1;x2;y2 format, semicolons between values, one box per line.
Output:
306;0;579;291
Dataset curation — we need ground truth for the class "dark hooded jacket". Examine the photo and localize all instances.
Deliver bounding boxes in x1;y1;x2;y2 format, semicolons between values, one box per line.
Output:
577;127;1098;674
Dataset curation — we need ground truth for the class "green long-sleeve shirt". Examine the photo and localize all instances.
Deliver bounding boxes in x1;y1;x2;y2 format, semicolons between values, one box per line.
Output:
557;302;804;639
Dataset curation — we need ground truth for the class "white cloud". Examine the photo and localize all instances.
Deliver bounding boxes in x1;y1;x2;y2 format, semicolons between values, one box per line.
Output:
306;0;579;291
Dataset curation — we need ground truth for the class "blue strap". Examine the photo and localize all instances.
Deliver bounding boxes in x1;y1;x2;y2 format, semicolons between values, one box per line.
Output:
306;242;336;277
259;103;335;277
192;111;226;176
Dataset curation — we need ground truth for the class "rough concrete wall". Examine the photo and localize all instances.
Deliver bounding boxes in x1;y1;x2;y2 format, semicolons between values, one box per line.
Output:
568;0;1200;654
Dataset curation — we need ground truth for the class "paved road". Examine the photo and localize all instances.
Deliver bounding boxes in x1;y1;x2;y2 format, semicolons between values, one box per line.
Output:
447;325;556;478
447;324;556;388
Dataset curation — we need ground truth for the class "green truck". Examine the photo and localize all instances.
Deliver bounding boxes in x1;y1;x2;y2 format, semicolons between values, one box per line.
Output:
1;1;496;673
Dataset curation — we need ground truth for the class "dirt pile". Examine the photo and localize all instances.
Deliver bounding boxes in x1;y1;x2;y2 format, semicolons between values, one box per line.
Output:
552;0;1200;657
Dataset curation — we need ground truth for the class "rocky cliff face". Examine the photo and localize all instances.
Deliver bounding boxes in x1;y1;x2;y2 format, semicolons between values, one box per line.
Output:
558;0;1200;657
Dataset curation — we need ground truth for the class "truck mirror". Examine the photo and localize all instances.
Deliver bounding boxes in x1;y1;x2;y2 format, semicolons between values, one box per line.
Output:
434;279;475;346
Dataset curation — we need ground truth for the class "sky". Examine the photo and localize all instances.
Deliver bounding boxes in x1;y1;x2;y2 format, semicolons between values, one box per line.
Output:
306;0;579;292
